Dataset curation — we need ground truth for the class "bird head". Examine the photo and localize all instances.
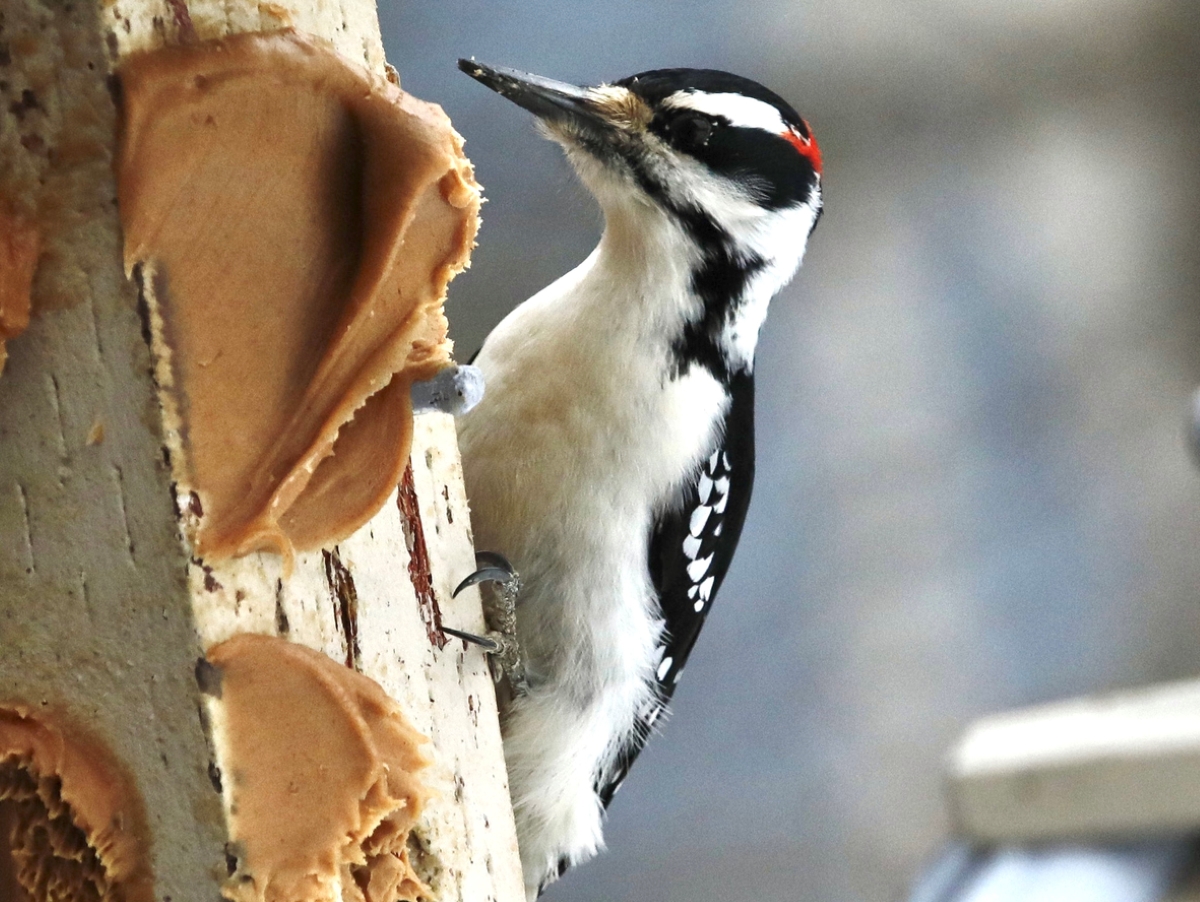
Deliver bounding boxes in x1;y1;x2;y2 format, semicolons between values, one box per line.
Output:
460;60;823;378
459;61;822;258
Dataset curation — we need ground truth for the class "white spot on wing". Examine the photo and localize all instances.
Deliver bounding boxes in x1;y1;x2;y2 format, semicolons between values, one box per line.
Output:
699;575;715;600
657;656;673;681
686;554;712;582
697;473;714;504
682;534;702;559
712;476;730;514
708;449;721;469
689;505;712;536
694;598;705;612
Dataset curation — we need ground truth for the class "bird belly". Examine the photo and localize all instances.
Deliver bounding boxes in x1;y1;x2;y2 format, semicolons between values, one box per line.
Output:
457;333;727;895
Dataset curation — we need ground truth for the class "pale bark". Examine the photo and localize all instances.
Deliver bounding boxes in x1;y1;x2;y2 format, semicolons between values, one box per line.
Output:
0;1;521;899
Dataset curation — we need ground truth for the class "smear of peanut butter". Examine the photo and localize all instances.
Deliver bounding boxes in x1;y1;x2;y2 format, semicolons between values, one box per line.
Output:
0;704;154;902
206;634;431;902
116;32;480;560
0;212;38;375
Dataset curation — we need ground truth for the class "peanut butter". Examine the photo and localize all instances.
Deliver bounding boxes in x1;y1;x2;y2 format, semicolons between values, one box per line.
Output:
117;32;480;560
0;705;154;902
206;634;431;902
0;212;38;374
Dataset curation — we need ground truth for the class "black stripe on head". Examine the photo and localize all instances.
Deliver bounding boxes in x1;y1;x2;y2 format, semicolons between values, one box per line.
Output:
685;123;818;210
618;69;820;211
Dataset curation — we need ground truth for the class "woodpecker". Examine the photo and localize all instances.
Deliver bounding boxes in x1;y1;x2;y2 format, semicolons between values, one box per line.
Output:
454;60;823;899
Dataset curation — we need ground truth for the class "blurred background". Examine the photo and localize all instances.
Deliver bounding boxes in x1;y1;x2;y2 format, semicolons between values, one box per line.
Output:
380;3;1200;900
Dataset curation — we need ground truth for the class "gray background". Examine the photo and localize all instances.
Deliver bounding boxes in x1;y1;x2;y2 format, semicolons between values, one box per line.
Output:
379;3;1200;900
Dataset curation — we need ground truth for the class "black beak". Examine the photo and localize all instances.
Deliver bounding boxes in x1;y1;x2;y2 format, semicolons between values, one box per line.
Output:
458;59;611;133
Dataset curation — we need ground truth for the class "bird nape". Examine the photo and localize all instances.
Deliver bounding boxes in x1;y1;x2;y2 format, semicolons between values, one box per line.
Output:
453;59;822;900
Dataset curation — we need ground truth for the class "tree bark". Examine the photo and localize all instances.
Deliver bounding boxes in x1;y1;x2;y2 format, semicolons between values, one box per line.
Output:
0;1;522;900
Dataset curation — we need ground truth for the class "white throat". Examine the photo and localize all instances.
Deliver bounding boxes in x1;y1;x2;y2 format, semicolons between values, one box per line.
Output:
553;142;820;378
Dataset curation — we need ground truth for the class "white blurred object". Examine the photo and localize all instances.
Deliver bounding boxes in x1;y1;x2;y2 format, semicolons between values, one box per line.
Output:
915;680;1200;902
949;680;1200;842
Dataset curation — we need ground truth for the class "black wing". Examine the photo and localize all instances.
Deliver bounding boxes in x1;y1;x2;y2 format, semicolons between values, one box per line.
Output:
597;369;756;806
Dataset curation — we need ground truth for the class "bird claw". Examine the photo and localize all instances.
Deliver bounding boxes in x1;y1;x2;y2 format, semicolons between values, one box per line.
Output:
447;552;527;695
439;625;500;652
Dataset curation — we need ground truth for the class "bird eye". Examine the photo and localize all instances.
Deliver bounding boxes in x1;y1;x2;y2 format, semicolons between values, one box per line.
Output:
668;113;714;150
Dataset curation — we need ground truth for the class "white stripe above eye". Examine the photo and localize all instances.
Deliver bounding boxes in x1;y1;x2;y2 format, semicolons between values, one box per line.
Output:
664;91;791;136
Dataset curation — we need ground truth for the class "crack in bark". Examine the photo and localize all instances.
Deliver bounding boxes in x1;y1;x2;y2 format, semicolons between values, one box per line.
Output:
110;464;135;563
273;579;289;638
397;461;445;649
15;482;34;575
323;547;361;670
45;373;67;460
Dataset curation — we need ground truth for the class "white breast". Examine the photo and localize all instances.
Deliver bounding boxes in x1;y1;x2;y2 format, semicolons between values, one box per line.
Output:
455;208;729;895
459;232;728;676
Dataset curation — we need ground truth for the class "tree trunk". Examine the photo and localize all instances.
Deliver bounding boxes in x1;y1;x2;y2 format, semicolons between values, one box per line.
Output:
0;1;522;900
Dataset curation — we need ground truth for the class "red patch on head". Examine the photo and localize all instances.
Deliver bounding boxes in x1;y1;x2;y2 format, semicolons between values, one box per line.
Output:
782;121;822;176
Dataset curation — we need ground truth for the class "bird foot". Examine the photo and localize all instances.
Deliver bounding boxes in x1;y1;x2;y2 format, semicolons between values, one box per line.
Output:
447;551;527;695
